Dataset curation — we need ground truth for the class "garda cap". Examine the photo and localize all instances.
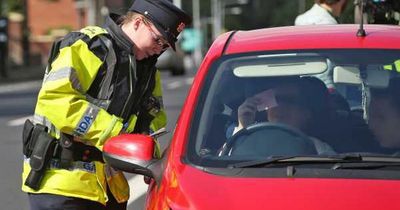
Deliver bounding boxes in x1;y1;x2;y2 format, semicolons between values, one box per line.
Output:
129;0;192;50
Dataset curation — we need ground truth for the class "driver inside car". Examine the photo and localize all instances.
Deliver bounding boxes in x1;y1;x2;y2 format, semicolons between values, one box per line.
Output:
227;76;336;155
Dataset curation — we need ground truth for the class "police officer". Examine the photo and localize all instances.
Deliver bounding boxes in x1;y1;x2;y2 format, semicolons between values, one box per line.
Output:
21;0;191;209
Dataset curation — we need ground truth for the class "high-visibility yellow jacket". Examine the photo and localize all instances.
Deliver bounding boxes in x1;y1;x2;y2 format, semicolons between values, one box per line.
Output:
384;59;400;72
22;15;167;205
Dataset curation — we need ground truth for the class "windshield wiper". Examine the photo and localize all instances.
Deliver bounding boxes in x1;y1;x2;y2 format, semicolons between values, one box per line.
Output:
228;155;363;168
229;154;400;168
331;155;400;169
332;162;400;169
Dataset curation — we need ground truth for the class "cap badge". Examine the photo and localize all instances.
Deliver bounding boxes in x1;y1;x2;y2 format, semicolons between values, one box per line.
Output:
177;22;186;33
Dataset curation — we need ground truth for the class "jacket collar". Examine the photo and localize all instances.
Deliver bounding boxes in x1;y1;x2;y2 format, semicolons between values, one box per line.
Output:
105;13;135;54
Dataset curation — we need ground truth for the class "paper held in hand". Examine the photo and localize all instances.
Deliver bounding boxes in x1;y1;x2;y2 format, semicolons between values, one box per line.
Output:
254;89;278;111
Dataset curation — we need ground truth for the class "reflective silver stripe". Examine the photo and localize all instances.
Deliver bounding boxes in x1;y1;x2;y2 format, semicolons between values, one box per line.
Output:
74;104;100;136
49;159;96;173
23;157;96;173
43;67;84;93
41;61;110;112
86;94;110;109
96;36;116;110
33;114;59;136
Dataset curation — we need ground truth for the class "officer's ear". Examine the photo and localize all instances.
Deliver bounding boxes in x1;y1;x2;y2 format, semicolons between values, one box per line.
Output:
132;16;142;31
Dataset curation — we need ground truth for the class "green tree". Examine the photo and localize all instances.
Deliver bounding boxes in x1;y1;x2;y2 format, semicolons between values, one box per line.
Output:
5;0;24;14
224;0;305;30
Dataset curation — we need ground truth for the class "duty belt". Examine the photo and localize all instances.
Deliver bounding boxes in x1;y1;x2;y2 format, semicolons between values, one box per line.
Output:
22;120;104;190
53;140;104;163
53;134;104;165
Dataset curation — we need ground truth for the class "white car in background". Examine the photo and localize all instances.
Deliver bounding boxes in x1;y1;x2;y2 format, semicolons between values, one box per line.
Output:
156;46;186;76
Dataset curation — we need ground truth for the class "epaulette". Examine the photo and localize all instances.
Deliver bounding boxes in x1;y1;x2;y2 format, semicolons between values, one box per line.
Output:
80;26;108;39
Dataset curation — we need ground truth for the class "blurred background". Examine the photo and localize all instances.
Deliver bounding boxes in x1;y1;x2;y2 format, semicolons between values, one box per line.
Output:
0;1;399;210
0;0;399;78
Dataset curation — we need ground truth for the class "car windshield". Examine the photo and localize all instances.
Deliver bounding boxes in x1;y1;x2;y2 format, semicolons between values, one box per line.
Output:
186;49;400;167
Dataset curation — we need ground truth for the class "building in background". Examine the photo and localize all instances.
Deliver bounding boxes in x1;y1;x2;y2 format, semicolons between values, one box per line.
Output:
28;0;81;65
7;0;122;66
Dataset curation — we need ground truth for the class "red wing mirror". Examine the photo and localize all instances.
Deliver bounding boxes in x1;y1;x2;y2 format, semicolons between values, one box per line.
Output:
103;134;156;177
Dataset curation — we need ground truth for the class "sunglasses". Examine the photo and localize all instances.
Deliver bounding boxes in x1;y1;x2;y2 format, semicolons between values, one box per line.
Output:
142;18;170;50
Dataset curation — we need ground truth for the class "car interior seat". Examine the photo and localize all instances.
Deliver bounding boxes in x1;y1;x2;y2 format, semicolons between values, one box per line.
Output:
200;104;233;155
326;91;382;153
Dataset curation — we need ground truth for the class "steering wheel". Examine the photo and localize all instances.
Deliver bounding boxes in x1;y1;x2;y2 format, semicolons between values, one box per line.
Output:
220;122;318;157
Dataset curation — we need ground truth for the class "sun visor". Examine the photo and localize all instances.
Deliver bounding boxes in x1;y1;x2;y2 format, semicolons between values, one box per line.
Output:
333;65;390;88
233;54;327;78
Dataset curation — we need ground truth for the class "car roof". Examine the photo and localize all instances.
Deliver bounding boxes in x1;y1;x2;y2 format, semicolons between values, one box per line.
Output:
221;24;400;55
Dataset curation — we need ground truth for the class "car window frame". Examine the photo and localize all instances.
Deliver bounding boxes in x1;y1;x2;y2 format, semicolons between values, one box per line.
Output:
184;48;400;168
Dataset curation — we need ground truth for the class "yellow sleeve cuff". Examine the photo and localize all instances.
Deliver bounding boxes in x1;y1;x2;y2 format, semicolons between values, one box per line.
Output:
97;115;123;148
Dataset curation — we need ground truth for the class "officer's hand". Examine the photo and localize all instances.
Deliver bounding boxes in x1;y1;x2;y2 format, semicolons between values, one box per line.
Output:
237;97;260;129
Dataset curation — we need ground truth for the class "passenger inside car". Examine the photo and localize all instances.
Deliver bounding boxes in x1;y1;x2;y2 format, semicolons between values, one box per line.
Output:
228;76;336;155
369;77;400;154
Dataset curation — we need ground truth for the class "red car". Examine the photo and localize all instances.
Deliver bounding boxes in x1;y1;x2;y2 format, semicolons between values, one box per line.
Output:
104;24;400;210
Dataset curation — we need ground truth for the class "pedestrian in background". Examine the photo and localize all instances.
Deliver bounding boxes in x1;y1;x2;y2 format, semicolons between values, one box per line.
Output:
295;0;349;25
21;0;191;209
295;0;351;113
